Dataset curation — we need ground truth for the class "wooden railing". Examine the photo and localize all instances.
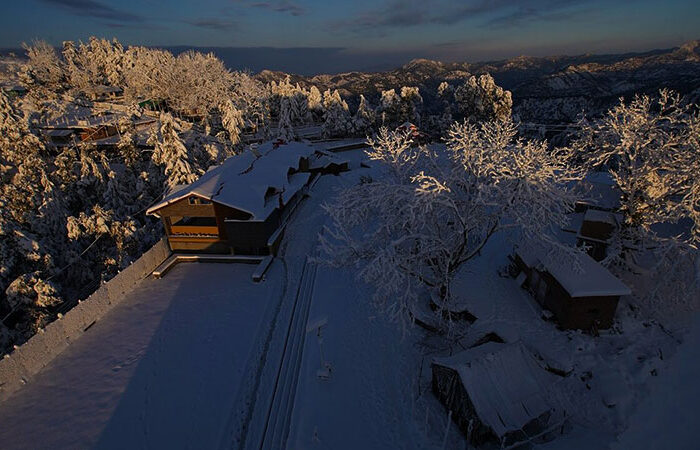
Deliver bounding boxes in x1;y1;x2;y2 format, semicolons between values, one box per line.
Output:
170;225;219;236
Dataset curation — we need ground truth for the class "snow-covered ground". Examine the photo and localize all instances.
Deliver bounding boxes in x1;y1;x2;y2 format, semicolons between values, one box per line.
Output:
0;262;285;449
0;144;695;449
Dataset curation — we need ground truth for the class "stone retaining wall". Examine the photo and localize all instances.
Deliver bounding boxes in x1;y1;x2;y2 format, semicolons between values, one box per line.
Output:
0;238;171;403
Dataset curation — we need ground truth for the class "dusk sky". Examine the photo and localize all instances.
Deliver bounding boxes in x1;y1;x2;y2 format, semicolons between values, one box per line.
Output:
1;0;699;74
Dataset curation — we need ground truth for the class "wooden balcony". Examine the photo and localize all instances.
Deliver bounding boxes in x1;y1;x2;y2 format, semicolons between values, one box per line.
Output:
169;225;220;236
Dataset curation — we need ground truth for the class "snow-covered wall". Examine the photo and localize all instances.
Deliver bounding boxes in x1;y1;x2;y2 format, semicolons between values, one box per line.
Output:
0;238;171;403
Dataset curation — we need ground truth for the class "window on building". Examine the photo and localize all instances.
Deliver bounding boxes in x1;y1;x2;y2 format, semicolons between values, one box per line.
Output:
188;197;212;205
173;216;217;227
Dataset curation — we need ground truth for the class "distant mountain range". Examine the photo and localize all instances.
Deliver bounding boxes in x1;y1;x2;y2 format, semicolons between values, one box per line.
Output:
255;40;700;124
3;40;699;124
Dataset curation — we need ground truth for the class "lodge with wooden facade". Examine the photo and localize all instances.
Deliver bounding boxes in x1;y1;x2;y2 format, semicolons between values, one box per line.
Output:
147;142;348;255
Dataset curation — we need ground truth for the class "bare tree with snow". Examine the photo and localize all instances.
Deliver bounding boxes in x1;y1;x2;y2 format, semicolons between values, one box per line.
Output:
574;90;700;318
319;120;579;325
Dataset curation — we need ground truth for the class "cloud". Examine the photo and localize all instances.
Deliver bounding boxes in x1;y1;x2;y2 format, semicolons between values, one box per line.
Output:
186;18;237;31
334;0;597;32
37;0;142;22
234;0;305;17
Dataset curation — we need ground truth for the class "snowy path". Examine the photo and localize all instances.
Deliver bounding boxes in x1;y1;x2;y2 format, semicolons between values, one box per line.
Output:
258;259;318;449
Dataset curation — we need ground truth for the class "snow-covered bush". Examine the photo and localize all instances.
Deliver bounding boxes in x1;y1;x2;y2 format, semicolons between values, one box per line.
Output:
319;119;579;325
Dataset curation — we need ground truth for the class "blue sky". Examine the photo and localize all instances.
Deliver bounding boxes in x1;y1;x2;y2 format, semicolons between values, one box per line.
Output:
1;0;698;73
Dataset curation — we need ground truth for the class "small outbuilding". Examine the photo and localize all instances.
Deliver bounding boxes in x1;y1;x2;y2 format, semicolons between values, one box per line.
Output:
514;244;631;331
432;342;565;448
147;141;348;255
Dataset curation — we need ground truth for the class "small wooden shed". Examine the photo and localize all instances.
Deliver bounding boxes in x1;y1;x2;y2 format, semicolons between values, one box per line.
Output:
514;244;631;330
432;342;565;447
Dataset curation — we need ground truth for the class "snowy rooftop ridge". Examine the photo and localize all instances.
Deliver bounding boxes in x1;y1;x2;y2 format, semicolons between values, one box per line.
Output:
433;342;563;439
147;141;316;220
517;243;631;298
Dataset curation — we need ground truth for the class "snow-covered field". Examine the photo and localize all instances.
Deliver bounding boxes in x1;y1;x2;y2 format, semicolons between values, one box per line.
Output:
0;145;696;449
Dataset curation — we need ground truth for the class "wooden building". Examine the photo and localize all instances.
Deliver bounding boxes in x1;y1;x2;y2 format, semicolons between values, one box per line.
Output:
40;112;157;148
432;342;565;447
147;141;348;255
514;244;631;331
85;85;123;102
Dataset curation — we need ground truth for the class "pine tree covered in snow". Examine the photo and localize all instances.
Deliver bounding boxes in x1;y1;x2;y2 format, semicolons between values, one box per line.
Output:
321;89;351;138
307;85;324;122
292;88;312;125
352;94;375;137
152;113;199;190
277;96;296;142
376;89;402;128
219;99;245;148
399;86;423;125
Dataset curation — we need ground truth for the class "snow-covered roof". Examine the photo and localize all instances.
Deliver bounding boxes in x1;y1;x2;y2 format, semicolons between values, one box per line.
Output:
86;84;123;94
147;141;316;220
583;209;618;226
577;172;621;210
433;342;562;439
43;129;75;138
516;244;631;298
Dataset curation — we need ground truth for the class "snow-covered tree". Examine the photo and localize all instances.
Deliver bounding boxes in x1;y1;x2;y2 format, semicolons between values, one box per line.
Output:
574;90;700;315
352;94;375;137
453;74;512;123
319;120;579;325
19;40;67;96
399;86;423;125
292;89;312;125
152;113;198;189
307;85;324;122
277;96;296;142
219;99;245;148
376;88;402;128
435;81;455;135
61;37;126;92
321;89;351;138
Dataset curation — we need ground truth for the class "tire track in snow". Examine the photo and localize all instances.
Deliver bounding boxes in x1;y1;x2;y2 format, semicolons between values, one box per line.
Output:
258;257;317;450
